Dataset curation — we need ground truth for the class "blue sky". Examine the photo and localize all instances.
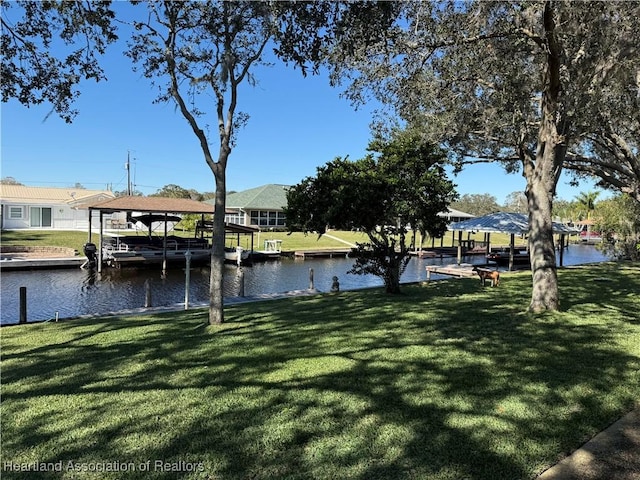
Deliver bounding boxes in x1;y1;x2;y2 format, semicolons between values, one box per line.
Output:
1;6;600;204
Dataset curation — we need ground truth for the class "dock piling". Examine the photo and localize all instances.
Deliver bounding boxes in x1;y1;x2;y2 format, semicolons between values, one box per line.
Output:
238;268;245;297
184;250;192;310
144;279;152;308
19;287;27;324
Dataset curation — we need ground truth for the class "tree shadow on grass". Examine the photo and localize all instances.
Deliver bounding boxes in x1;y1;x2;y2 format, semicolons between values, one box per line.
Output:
2;267;639;480
1;231;51;244
558;262;640;325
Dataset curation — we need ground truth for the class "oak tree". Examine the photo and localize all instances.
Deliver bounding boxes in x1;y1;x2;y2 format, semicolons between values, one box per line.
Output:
285;131;457;294
503;192;528;214
325;0;639;312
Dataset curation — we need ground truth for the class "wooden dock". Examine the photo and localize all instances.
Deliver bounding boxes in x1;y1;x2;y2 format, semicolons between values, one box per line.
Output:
410;249;464;259
425;263;477;281
294;249;351;259
410;250;441;258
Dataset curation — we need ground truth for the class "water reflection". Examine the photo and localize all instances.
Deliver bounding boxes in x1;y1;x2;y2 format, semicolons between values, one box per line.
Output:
1;244;610;324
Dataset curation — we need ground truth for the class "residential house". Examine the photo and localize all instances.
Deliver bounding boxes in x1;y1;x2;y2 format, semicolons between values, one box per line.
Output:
219;184;289;229
438;207;476;223
217;184;475;232
0;185;115;230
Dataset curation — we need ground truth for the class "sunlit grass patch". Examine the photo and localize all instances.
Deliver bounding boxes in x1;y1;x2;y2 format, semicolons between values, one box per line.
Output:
2;262;639;480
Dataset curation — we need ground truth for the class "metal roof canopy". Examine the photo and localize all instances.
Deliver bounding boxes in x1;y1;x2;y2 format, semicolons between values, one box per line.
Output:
85;196;241;273
87;196;216;215
224;222;259;234
448;212;578;270
196;220;260;235
449;212;579;235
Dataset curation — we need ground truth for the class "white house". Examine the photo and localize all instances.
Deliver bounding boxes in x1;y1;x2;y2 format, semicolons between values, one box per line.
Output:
0;185;115;230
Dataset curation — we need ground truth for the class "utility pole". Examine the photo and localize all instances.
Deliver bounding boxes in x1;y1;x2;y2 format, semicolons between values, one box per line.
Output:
126;151;132;196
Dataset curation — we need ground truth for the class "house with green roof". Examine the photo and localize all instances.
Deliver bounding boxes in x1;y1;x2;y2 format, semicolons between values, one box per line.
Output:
222;184;289;229
217;184;474;231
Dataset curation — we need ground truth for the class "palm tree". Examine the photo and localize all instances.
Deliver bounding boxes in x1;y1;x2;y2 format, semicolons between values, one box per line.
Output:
575;191;600;220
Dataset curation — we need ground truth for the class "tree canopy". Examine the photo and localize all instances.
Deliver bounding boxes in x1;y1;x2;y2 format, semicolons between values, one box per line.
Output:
1;0;117;122
574;191;600;221
594;194;640;261
286;131;457;294
451;194;501;217
502;192;528;214
150;184;202;200
0;176;23;185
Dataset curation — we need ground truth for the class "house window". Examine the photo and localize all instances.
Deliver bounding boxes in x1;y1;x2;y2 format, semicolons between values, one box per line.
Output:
225;211;245;225
30;207;52;227
9;206;24;219
249;210;286;227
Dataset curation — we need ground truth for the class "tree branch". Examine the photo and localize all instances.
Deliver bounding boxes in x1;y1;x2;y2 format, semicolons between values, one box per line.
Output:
162;2;216;174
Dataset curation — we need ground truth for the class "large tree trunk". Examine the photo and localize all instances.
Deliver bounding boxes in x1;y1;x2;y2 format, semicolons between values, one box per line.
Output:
384;234;410;294
525;106;564;313
525;0;566;313
526;168;559;313
384;257;402;294
209;157;228;325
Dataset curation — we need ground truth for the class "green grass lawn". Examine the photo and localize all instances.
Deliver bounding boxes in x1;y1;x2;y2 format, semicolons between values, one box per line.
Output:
258;230;529;250
1;229;530;256
229;230;358;251
0;229;359;254
1;230;91;256
2;262;639;479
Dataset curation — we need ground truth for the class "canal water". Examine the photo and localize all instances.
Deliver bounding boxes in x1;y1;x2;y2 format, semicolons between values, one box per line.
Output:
1;244;609;325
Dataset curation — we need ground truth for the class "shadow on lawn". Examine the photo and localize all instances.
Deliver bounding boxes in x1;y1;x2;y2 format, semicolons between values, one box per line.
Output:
2;264;639;480
559;262;640;324
0;230;51;243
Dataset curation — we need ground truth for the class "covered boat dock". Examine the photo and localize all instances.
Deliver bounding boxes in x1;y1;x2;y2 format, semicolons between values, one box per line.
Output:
86;196;226;272
449;212;579;271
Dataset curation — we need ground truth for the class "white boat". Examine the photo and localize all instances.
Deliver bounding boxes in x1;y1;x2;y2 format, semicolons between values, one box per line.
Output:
224;246;251;265
102;235;211;268
252;239;283;261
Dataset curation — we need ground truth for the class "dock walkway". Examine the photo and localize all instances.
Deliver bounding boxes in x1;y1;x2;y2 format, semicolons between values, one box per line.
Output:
293;249;351;259
425;263;477;281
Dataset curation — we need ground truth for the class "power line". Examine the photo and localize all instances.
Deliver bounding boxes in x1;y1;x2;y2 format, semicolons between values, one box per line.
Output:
10;180;113;186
